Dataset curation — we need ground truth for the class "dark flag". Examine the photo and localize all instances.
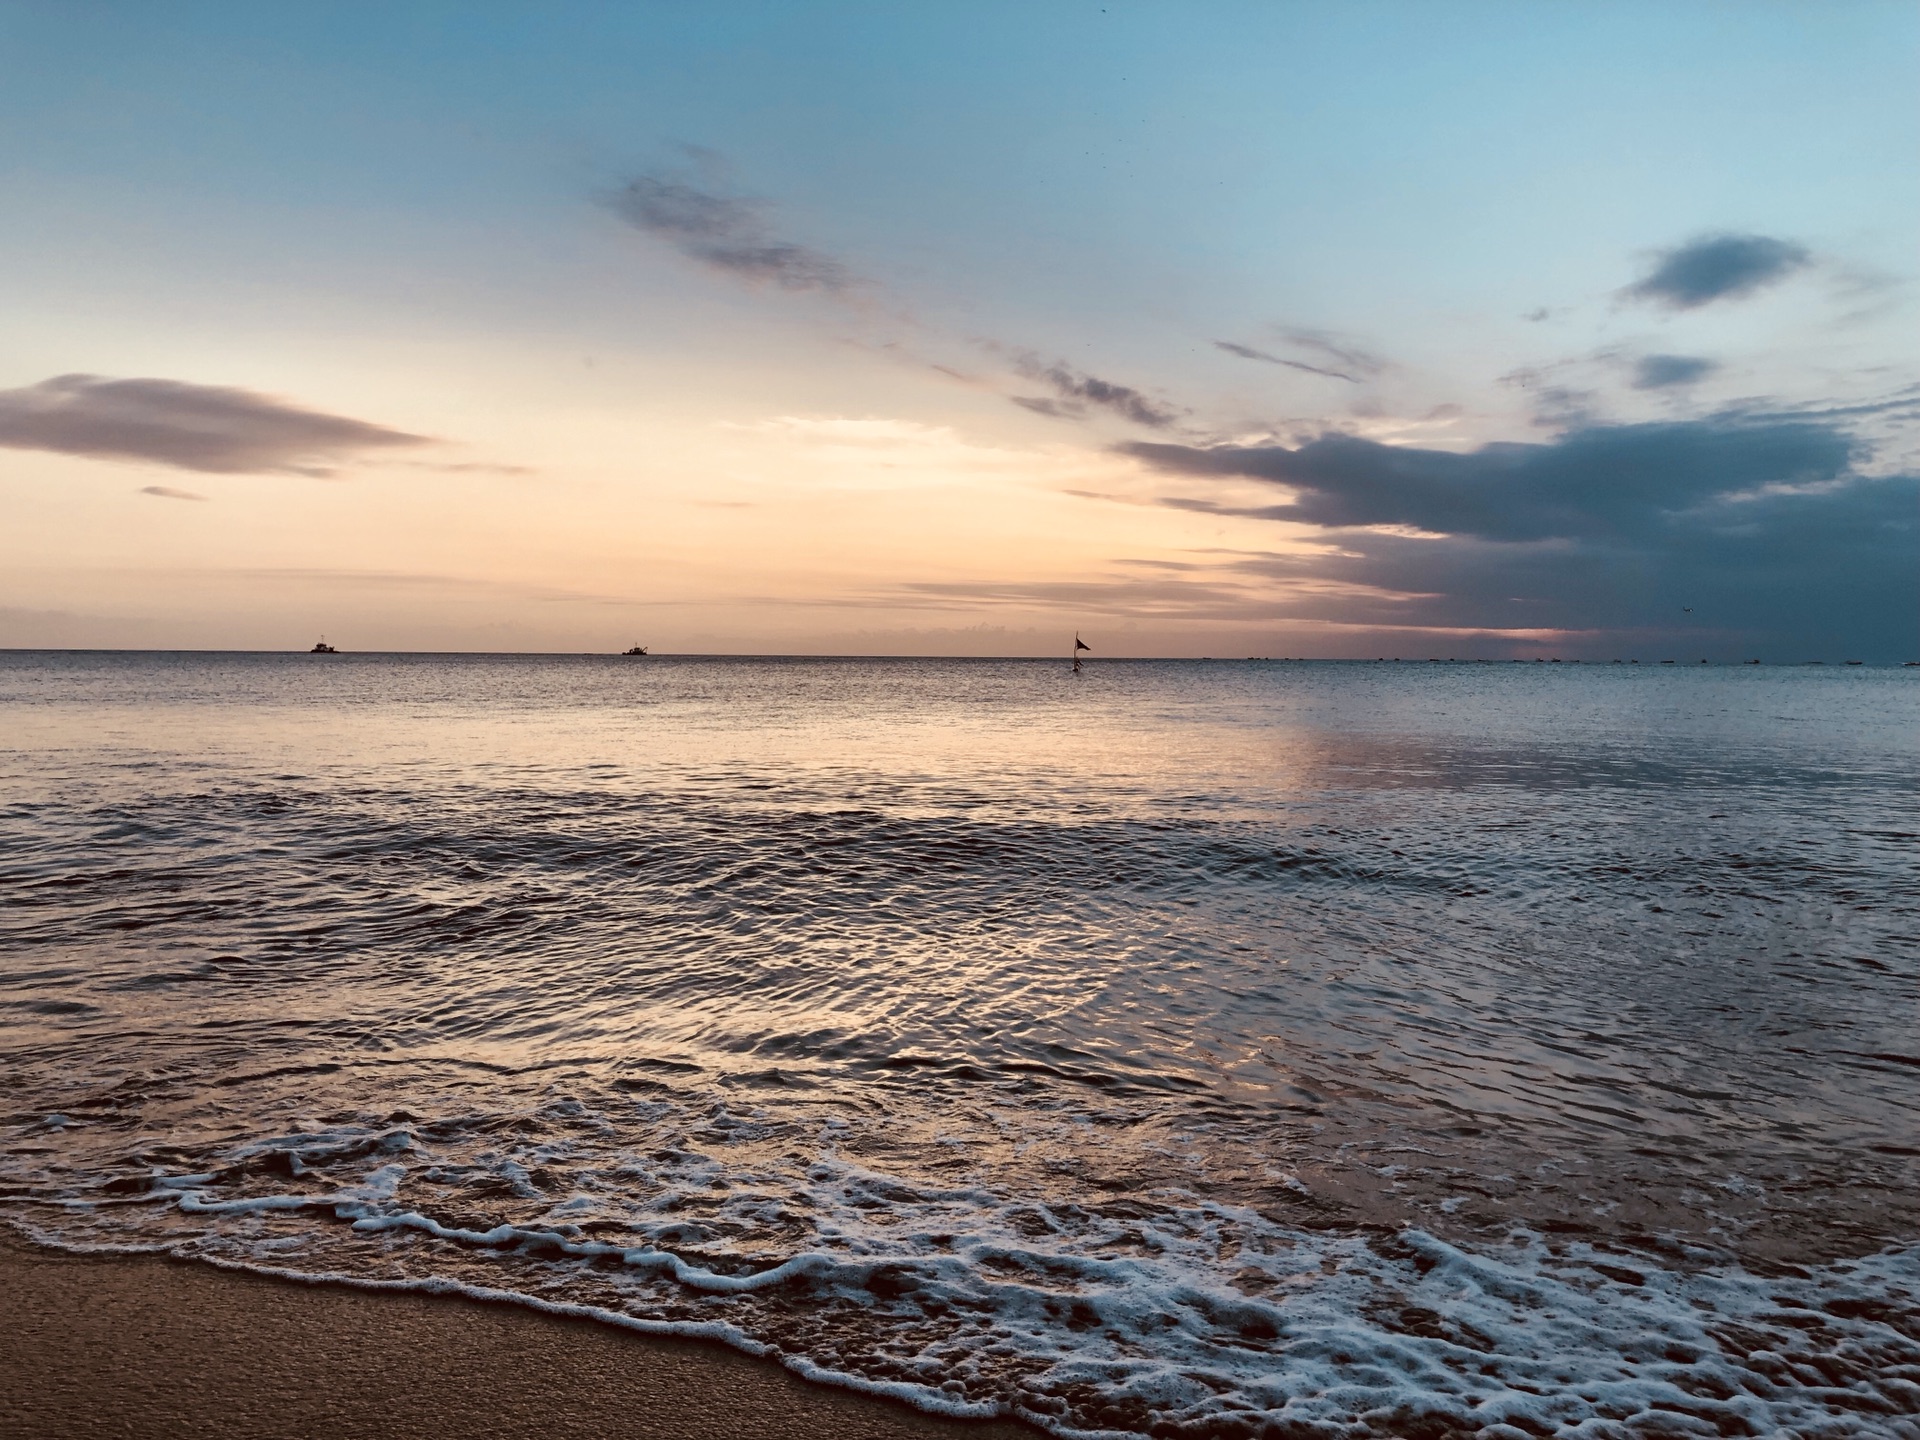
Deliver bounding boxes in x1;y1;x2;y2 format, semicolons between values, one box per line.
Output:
1074;636;1091;652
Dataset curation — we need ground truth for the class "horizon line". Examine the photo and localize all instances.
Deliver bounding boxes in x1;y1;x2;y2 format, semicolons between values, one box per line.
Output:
2;648;1911;666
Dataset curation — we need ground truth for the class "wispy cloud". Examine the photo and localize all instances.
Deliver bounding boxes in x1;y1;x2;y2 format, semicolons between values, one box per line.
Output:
0;374;429;475
1011;395;1079;420
1274;329;1386;378
138;484;207;501
1712;384;1920;429
1625;233;1812;310
1010;353;1182;429
608;159;1196;433
389;460;538;477
1213;340;1361;383
608;173;854;294
889;571;1418;624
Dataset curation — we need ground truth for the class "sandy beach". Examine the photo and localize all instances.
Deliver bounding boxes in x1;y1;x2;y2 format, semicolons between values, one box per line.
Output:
0;1235;1041;1439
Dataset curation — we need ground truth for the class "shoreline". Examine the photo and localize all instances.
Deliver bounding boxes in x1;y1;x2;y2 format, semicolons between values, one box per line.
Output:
0;1233;1042;1440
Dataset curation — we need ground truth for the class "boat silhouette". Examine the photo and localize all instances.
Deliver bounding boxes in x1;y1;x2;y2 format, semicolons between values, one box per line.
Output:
309;641;338;654
622;645;649;656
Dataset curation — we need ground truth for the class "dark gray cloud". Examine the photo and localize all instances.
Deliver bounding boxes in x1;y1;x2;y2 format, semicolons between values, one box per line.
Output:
139;485;207;501
1126;422;1854;542
0;374;429;475
1626;233;1812;310
1213;340;1360;383
1011;354;1180;429
1123;416;1917;658
1632;354;1718;390
608;175;852;293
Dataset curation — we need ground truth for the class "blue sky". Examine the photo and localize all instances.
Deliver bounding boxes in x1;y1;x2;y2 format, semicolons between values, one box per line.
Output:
1;2;1914;656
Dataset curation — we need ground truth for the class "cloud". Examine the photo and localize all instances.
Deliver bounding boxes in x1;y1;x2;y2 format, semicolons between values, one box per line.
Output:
139;485;207;501
608;174;853;293
1122;415;1917;657
1273;328;1386;379
1010;354;1181;429
1213;340;1360;383
1215;329;1388;383
889;571;1428;625
609;164;1187;435
1625;233;1812;310
390;460;537;477
1710;385;1920;427
1632;354;1718;390
0;374;430;475
1125;422;1855;542
897;574;1263;618
1011;395;1080;420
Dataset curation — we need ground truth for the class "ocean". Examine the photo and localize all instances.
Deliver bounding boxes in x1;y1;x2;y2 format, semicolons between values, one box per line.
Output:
3;652;1916;1437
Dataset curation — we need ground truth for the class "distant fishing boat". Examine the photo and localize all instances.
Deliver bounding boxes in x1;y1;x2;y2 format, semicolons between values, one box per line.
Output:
309;641;338;654
622;645;649;656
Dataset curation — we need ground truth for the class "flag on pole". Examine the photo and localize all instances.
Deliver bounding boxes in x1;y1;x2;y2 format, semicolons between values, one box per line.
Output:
1074;636;1091;652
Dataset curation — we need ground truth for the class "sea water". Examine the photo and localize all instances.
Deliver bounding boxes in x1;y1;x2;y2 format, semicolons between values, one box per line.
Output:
3;653;1916;1437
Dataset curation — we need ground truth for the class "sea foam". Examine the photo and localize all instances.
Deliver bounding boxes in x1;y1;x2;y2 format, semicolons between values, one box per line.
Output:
12;1120;1919;1438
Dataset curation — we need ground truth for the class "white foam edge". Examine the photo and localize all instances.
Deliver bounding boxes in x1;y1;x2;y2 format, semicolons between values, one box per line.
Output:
171;1177;1174;1300
174;1188;938;1296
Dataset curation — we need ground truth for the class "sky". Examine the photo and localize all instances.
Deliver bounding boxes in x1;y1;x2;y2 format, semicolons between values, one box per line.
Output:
1;1;1915;659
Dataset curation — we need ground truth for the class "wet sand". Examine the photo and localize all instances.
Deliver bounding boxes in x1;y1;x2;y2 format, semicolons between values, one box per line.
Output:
0;1235;1042;1439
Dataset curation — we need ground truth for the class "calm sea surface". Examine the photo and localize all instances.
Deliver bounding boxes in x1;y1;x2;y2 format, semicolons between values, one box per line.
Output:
4;653;1917;1436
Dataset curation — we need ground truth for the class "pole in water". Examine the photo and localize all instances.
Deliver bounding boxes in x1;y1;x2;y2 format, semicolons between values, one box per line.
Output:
1073;633;1090;673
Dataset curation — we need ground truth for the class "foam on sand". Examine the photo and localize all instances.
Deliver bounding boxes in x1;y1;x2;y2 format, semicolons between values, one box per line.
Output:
11;1128;1918;1438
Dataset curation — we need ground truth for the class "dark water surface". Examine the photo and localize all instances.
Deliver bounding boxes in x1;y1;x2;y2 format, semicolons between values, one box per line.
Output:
4;653;1917;1437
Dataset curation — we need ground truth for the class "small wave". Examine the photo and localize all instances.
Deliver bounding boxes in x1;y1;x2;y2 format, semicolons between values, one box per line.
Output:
10;1144;1918;1438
